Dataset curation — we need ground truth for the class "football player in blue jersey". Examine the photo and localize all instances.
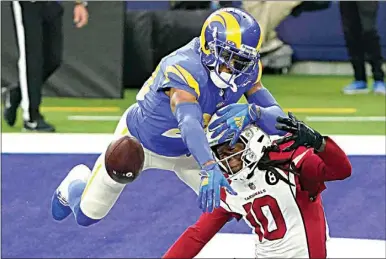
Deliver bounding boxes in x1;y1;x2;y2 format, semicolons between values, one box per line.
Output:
51;7;286;227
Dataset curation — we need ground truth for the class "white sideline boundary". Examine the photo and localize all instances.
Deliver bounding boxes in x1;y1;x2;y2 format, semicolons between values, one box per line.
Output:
197;233;386;258
1;133;385;155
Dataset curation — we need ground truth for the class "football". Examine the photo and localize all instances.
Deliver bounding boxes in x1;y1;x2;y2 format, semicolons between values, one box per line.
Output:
105;135;145;184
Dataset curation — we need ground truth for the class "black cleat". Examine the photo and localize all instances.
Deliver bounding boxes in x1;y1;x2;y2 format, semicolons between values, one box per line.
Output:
23;117;56;132
2;85;21;127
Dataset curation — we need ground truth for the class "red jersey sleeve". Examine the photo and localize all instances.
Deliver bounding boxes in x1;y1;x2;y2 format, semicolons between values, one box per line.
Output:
162;207;233;259
271;136;352;196
296;137;352;196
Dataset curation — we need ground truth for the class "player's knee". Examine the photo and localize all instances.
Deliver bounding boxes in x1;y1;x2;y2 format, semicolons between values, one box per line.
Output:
79;170;125;220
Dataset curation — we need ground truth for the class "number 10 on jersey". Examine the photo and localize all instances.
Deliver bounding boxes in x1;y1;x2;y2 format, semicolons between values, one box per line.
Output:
243;195;287;241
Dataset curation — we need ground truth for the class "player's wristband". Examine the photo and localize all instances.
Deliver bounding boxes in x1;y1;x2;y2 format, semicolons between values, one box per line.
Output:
258;106;286;136
246;87;278;108
174;102;214;167
314;136;326;153
247;88;286;136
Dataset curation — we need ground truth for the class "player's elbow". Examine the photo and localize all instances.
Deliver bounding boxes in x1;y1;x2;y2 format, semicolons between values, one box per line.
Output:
333;156;352;181
340;158;352;180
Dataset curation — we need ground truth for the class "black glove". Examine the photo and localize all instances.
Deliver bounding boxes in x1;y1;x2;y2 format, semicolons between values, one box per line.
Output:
275;112;324;152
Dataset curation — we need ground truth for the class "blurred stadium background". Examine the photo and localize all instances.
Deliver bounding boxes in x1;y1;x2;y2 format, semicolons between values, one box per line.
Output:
1;1;385;258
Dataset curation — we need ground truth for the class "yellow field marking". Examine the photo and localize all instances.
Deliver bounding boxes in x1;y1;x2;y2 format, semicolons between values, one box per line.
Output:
283;108;357;114
41;107;120;112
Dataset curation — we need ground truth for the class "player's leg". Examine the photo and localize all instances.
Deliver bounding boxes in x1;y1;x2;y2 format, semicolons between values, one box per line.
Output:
244;1;301;54
51;106;143;226
171;156;202;195
339;2;369;93
138;149;202;194
51;164;91;221
356;1;385;94
74;151;126;225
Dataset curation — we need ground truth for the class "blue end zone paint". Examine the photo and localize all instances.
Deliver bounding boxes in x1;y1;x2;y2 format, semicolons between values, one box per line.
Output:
1;154;385;258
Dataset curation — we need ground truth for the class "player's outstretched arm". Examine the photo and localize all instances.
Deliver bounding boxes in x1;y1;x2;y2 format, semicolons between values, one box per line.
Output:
169;88;213;168
208;81;286;146
162;207;232;259
169;88;237;213
245;81;286;135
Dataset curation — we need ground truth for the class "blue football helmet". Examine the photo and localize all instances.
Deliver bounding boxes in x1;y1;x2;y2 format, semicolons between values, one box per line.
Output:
200;8;262;92
206;112;272;181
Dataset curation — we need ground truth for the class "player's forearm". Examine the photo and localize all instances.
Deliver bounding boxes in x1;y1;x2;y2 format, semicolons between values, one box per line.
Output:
246;87;286;136
257;105;286;135
174;102;214;167
315;137;352;181
300;137;351;182
162;225;208;259
163;208;230;259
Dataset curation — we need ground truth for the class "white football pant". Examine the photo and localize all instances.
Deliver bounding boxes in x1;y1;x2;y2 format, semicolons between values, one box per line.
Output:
79;105;202;220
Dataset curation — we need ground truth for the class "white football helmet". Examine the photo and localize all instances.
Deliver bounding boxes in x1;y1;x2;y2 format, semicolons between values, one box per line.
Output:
206;113;272;181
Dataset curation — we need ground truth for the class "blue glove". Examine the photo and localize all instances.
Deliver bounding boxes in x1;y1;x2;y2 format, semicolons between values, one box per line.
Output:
208;103;260;146
198;163;237;213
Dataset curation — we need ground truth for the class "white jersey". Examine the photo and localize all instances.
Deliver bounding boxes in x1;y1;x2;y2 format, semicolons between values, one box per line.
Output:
221;167;328;258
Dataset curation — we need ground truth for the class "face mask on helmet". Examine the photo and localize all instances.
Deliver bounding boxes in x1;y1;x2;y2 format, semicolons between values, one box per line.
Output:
209;67;236;91
206;38;260;92
200;7;263;91
209;126;272;182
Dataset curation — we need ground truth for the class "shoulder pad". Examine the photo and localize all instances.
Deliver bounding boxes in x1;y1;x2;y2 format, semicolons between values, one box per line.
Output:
160;52;208;98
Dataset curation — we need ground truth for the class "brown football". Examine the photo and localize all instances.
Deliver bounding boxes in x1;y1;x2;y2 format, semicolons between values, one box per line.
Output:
105;135;145;184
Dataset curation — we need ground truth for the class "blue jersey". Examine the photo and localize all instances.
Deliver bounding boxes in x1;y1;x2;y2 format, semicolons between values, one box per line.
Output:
126;38;260;157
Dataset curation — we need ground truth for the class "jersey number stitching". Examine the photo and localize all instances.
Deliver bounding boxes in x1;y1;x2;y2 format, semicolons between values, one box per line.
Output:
243;195;287;241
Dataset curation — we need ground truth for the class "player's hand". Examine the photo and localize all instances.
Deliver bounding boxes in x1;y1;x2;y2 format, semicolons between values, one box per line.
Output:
198;163;237;213
208;103;260;146
73;3;88;28
275;112;324;152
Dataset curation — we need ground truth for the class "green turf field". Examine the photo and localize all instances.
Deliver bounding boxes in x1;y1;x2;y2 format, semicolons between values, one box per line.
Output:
2;75;385;135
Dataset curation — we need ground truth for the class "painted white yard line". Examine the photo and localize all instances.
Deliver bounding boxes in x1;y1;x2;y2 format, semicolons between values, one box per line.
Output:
306;116;386;122
197;233;386;258
68;115;121;121
1;133;385;155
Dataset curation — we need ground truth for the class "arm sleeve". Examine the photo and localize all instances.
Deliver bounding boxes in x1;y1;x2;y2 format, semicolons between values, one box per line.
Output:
162;207;232;259
174;102;214;167
246;87;286;136
297;137;352;194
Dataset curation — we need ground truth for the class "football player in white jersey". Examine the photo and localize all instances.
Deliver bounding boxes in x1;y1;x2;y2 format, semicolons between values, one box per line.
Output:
163;112;352;259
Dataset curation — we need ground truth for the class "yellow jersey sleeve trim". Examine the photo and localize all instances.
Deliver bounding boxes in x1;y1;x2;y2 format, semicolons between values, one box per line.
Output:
175;65;200;97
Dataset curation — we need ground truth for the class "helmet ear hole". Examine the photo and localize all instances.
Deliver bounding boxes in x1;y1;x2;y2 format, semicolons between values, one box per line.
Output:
204;42;209;51
257;135;264;143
